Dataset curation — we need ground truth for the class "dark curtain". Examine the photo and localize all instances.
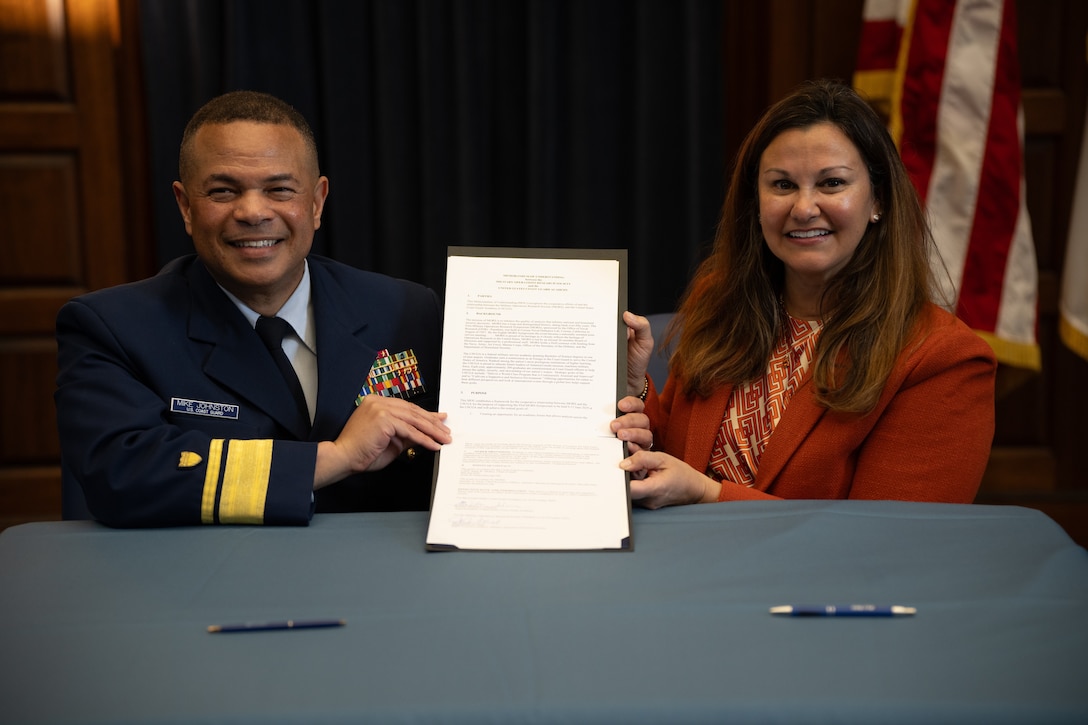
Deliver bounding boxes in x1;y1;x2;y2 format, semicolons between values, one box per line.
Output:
139;0;725;315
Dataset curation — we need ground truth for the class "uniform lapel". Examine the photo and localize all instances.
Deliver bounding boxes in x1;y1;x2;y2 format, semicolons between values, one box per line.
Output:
308;261;381;440
185;260;313;439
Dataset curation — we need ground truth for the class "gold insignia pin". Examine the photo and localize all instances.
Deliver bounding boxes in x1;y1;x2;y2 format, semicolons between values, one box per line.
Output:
178;451;203;468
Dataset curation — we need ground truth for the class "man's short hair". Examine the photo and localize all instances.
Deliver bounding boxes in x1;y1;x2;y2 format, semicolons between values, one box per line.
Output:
178;90;319;181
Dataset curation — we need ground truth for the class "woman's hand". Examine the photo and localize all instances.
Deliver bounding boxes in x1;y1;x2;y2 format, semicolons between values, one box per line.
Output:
611;395;652;452
623;310;654;396
620;450;721;509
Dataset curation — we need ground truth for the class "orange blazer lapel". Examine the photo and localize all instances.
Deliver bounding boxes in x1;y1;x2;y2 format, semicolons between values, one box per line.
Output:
752;379;826;488
682;384;733;471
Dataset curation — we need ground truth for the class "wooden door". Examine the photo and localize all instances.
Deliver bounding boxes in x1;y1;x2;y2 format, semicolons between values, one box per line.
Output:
0;0;149;528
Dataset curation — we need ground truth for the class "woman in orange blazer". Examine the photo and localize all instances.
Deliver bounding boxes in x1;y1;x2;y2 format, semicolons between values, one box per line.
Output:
617;80;996;506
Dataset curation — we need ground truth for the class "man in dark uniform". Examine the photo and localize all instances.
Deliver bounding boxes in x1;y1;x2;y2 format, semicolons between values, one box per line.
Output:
55;91;450;527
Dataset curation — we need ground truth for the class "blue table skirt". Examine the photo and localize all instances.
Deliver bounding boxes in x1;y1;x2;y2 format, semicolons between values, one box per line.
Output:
2;500;1086;724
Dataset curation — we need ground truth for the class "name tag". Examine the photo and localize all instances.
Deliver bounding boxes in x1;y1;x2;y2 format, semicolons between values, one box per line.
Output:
170;397;240;420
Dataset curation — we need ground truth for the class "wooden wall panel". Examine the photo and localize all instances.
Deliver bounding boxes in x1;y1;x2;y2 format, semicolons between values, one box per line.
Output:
0;339;58;462
0;467;60;523
0;155;81;283
0;0;69;98
0;0;145;530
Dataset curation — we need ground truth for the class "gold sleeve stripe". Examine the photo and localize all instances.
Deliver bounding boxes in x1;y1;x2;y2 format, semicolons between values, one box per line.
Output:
216;439;273;525
200;439;225;524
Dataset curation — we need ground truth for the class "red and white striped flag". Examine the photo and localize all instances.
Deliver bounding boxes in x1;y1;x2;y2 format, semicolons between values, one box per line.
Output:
855;0;1040;369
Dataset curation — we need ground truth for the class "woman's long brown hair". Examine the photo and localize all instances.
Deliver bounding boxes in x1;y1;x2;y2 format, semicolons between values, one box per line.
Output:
667;79;939;413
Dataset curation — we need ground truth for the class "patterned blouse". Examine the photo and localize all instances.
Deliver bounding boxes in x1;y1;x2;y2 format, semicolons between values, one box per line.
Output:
706;314;822;486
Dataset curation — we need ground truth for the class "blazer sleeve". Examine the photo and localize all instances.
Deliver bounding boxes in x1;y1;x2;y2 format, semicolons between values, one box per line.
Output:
653;308;996;504
55;299;316;528
719;311;997;503
846;318;997;502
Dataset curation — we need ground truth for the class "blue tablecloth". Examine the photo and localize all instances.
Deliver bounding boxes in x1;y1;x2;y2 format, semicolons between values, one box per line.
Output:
2;500;1086;724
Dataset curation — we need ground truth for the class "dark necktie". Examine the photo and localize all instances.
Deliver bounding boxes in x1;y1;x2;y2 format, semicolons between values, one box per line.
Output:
254;316;310;430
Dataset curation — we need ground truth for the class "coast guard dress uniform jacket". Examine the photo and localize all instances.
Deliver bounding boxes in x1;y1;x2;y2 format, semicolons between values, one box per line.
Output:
55;254;442;527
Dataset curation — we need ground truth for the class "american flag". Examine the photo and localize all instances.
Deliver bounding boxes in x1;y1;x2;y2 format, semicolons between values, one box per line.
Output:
1061;38;1088;363
854;0;1040;369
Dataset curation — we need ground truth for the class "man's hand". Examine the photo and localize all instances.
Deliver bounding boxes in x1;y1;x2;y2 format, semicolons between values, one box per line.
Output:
314;396;450;489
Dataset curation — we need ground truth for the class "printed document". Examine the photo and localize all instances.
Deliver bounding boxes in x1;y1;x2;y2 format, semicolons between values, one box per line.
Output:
425;248;632;551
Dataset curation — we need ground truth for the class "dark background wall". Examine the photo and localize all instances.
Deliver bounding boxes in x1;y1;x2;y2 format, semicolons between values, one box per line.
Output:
139;0;726;317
